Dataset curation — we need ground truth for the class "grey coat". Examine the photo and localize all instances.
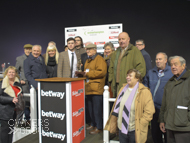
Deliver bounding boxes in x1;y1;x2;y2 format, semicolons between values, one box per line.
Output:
15;54;29;93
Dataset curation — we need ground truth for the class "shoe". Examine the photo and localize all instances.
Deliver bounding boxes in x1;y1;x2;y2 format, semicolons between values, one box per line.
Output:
86;125;94;130
89;128;102;134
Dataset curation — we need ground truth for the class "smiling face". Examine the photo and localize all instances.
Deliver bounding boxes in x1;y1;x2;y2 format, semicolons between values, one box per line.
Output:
7;69;16;80
32;45;41;58
126;72;139;88
48;50;56;57
156;53;167;70
86;48;96;57
118;32;130;49
104;46;113;56
170;57;185;77
24;48;32;56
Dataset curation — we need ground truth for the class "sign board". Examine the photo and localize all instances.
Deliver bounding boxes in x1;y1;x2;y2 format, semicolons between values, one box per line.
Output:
65;23;123;53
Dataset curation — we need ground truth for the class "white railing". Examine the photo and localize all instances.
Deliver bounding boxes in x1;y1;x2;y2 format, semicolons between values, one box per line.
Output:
13;85;37;142
103;86;119;143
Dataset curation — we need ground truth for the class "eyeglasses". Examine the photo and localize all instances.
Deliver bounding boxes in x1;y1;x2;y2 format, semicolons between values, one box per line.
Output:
75;40;81;42
135;44;144;46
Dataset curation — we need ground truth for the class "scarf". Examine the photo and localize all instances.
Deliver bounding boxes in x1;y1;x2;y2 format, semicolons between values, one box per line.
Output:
112;82;139;135
47;56;56;66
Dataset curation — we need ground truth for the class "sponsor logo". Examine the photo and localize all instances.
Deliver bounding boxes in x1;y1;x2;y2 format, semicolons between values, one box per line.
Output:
42;130;66;141
67;29;77;32
42;110;65;120
94;42;106;45
68;34;75;36
73;107;84;117
84;30;104;36
73;126;84;137
109;26;120;29
41;90;65;99
110;41;119;44
109;36;118;39
72;89;83;97
110;31;119;34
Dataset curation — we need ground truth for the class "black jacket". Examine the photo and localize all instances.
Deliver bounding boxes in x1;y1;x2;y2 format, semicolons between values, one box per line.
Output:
0;77;22;120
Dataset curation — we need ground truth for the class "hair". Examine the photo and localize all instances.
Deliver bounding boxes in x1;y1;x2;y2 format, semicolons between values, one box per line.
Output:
67;37;75;43
103;42;115;51
45;45;59;65
64;45;68;50
3;66;19;78
169;56;186;66
32;45;42;51
156;52;168;60
127;69;142;83
75;36;84;48
48;41;56;46
135;39;145;45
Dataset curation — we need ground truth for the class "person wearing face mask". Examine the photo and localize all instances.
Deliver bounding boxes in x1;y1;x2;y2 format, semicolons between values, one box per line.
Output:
44;45;59;78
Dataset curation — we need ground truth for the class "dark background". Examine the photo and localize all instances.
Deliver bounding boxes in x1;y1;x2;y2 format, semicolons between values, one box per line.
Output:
0;0;189;68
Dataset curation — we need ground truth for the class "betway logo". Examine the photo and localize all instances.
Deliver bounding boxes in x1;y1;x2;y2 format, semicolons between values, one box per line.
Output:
73;107;84;117
109;36;118;39
41;90;65;99
73;126;84;137
42;130;66;141
42;110;65;120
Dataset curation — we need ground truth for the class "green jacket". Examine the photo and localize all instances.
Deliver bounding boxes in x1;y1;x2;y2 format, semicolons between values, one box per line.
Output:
108;43;146;97
159;70;190;131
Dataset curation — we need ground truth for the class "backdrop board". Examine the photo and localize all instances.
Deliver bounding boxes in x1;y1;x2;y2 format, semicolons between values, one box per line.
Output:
65;23;123;53
37;77;86;143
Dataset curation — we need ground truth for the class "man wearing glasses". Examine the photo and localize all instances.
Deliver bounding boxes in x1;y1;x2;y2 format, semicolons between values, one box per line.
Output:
135;39;152;83
75;36;86;62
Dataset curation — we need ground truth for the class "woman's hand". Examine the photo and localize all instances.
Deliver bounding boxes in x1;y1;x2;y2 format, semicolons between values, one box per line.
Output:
12;97;18;104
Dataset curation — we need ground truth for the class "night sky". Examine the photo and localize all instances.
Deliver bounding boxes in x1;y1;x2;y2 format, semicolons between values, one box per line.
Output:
0;0;190;69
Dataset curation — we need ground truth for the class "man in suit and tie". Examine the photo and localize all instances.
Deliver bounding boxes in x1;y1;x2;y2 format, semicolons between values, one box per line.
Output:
15;44;32;126
57;37;78;78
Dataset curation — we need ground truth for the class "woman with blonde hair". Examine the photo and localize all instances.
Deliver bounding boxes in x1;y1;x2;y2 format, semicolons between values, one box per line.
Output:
44;45;59;77
0;66;23;143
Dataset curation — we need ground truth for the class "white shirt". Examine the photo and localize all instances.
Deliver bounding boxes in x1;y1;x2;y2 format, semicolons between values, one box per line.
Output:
68;50;77;78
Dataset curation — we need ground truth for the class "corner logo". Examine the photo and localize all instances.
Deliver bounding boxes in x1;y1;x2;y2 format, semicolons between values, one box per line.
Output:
72;89;83;97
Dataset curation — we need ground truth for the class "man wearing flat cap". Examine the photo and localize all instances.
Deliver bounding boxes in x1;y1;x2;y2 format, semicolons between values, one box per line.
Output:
15;44;32;126
76;44;107;134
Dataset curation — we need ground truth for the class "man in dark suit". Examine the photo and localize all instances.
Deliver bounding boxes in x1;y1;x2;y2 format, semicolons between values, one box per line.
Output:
24;45;47;89
57;38;78;77
15;44;32;126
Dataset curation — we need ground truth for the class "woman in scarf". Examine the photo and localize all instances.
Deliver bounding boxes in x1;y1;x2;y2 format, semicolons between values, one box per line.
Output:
44;45;59;77
0;66;23;143
105;69;155;143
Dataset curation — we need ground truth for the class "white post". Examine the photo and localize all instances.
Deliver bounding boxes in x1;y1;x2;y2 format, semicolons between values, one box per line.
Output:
103;85;110;143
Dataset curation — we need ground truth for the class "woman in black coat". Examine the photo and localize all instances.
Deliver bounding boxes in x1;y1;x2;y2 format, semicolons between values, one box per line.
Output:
44;45;59;77
0;66;23;143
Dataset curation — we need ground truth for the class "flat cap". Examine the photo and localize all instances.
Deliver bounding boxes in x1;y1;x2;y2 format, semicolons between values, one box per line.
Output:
23;44;33;49
85;44;97;49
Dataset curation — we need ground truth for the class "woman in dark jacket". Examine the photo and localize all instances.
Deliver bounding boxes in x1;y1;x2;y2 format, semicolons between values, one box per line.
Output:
0;66;23;143
44;45;59;77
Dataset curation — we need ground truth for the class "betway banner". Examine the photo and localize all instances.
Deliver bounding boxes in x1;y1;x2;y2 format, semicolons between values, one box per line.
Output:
65;23;123;53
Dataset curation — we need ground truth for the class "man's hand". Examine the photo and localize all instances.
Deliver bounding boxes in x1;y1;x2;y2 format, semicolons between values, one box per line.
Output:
20;80;26;84
160;122;166;133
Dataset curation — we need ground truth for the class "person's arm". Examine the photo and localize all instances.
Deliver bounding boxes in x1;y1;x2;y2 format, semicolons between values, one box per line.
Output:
134;48;146;78
139;89;155;125
86;57;107;79
57;53;63;77
24;59;37;89
159;87;167;133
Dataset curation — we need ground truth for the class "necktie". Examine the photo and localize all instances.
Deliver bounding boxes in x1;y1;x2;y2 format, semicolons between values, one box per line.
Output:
71;53;74;78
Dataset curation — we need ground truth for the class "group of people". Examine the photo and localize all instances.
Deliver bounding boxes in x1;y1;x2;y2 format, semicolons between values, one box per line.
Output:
0;31;189;143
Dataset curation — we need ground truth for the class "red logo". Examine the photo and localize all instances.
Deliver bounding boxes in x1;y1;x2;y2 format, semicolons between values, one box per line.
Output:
110;31;119;34
94;42;106;45
68;34;75;36
109;36;118;39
